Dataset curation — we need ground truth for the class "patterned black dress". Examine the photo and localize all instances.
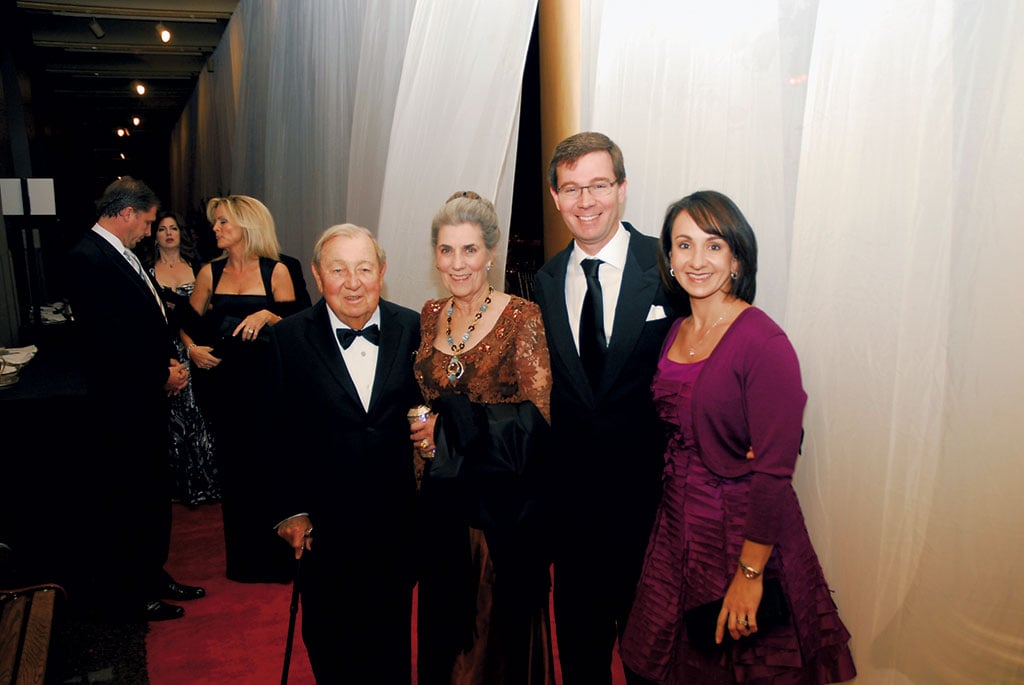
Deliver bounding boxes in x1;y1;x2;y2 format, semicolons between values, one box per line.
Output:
153;270;220;506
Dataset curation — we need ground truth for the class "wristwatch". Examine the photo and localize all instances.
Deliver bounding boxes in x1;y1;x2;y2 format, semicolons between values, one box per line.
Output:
738;560;762;579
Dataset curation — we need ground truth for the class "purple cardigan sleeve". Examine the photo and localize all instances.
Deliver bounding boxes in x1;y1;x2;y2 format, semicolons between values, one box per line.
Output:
742;329;807;544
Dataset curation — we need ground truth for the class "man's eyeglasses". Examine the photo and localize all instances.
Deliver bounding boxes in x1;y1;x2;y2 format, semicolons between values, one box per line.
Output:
556;181;618;200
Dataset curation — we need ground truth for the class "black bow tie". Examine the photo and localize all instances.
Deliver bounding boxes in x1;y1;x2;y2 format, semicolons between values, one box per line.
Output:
336;324;380;349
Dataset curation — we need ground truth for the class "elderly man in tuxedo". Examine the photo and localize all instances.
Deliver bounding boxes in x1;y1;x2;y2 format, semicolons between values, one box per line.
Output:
534;132;675;684
269;224;422;684
67;176;205;622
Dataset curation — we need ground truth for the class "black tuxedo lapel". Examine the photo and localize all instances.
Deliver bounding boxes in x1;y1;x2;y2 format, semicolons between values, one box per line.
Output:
304;301;365;413
535;246;593;398
367;301;407;414
601;224;662;392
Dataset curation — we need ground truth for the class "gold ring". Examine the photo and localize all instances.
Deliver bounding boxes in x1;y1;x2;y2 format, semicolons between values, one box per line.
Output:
420;439;429;449
739;618;748;627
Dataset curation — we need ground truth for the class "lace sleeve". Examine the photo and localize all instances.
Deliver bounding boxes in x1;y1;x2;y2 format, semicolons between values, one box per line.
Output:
513;299;552;423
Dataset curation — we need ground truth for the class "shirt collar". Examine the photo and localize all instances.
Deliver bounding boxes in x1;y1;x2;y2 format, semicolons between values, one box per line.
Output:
92;223;128;253
571;221;629;271
327;304;381;333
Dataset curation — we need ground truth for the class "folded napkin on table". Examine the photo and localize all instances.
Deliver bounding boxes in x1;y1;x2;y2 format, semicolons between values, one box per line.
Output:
0;345;38;366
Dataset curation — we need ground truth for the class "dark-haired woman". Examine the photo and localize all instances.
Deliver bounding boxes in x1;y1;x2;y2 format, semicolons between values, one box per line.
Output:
140;211;220;506
620;191;856;683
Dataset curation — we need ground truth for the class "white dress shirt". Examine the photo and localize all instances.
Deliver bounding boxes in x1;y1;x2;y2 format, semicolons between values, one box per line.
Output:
327;305;382;412
565;222;630;352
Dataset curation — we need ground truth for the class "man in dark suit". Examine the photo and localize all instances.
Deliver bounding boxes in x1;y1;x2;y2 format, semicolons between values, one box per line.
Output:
279;251;313;310
534;132;674;684
66;176;205;622
269;224;421;684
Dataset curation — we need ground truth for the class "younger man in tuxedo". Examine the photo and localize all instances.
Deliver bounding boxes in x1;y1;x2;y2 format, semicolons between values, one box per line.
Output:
269;224;422;684
534;133;674;684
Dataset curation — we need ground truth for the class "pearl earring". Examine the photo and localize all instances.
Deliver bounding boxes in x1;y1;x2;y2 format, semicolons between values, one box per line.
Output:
486;263;492;272
669;268;675;277
731;272;737;280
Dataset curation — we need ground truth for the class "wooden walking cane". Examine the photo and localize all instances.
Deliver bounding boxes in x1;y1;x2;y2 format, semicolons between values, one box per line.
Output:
281;536;307;685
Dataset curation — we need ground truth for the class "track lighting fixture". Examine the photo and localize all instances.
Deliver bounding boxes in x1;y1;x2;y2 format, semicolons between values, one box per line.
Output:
156;22;171;43
135;83;146;96
88;18;105;39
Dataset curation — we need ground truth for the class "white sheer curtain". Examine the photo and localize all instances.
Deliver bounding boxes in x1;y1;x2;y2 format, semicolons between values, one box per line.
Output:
581;1;1024;682
377;0;538;306
345;2;417;232
583;1;808;321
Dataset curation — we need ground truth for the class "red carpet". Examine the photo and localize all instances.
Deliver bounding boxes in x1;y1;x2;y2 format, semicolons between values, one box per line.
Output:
148;503;315;684
148;503;627;684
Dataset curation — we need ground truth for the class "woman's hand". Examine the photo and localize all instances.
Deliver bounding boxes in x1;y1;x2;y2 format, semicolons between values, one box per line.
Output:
232;308;281;341
715;540;774;644
189;344;222;370
716;570;764;643
410;413;438;454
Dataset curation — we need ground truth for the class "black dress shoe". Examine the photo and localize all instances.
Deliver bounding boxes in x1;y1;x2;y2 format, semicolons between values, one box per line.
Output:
161;580;206;601
145;600;185;621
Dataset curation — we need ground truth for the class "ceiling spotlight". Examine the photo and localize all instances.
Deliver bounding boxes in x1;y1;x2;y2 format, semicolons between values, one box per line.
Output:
156;22;172;43
88;18;105;39
120;153;126;160
116;128;128;137
135;83;146;96
132;116;141;126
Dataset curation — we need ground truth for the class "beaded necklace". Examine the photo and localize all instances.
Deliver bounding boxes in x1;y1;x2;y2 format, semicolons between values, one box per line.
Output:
445;286;493;382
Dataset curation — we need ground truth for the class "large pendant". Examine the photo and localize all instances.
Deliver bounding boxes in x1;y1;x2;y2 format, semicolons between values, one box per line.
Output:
446;355;465;382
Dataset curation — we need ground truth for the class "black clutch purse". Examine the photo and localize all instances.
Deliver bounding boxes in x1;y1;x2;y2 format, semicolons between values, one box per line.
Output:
206;316;268;361
683;577;789;651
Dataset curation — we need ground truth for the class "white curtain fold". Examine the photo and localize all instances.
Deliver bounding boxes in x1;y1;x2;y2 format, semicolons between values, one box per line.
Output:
168;2;1024;680
583;0;799;320
261;1;362;276
345;1;417;232
376;0;538;307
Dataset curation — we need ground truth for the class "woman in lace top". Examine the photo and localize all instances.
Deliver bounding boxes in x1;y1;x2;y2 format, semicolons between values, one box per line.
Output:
411;191;556;685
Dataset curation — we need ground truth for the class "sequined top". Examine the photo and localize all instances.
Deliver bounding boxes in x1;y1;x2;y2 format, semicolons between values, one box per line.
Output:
414;294;552;423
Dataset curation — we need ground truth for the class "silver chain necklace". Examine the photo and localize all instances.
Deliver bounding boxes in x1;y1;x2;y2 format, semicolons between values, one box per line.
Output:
688;314;726;357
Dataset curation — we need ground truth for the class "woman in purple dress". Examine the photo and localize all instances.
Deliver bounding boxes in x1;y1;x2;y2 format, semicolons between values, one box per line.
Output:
620;191;856;684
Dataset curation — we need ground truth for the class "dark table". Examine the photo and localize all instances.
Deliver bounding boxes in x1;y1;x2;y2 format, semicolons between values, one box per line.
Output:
1;323;89;588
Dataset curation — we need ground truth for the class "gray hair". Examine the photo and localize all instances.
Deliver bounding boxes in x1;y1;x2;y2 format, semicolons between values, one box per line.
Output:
430;191;500;250
312;223;386;268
